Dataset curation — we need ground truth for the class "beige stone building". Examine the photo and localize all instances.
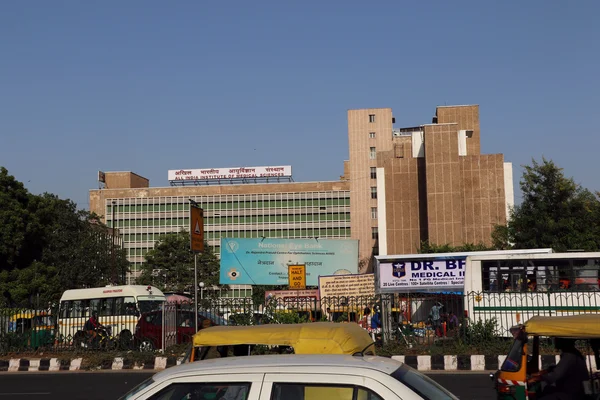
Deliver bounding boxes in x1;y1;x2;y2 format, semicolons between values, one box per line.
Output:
90;104;513;282
346;105;514;269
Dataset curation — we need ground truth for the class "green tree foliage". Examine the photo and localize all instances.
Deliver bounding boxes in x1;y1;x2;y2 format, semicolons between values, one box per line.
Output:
136;232;220;294
0;167;129;307
0;167;29;268
418;241;494;253
495;158;600;251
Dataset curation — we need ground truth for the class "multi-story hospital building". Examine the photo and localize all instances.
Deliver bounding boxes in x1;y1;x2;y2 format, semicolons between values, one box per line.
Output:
89;104;514;288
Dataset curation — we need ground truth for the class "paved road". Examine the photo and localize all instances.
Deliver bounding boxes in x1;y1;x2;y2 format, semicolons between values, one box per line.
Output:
0;371;494;399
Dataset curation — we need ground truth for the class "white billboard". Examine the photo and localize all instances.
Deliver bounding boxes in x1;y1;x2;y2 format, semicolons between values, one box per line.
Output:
378;260;466;292
168;165;292;182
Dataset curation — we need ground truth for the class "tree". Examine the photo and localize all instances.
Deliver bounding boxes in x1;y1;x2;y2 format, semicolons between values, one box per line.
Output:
418;241;494;253
0;167;30;269
0;168;130;307
136;231;220;294
497;158;600;251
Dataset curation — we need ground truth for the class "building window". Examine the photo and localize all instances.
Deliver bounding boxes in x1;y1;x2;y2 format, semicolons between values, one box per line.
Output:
369;114;376;123
369;132;376;139
370;187;377;199
370;167;377;179
372;227;379;240
371;207;377;219
369;147;376;160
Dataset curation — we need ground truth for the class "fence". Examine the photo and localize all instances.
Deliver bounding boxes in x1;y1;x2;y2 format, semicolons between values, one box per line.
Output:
1;291;599;354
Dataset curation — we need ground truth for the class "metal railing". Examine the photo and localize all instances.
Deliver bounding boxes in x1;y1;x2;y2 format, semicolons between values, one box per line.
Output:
1;290;598;354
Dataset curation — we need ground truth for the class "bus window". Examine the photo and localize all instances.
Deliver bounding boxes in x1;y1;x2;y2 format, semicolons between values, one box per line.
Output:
60;301;70;318
115;297;125;315
100;298;115;316
70;300;86;318
89;299;101;314
138;298;163;313
123;297;138;315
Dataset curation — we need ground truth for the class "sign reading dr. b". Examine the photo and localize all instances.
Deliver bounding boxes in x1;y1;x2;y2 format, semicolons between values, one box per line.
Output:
219;238;359;285
379;259;466;292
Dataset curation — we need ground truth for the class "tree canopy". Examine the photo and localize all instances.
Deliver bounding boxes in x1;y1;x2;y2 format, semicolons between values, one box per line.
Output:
0;167;129;307
136;231;220;294
495;158;600;252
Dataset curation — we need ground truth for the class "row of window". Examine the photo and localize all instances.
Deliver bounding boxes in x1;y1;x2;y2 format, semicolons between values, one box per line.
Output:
108;198;350;213
112;213;351;228
125;228;353;257
481;259;600;293
123;227;351;243
59;297;137;318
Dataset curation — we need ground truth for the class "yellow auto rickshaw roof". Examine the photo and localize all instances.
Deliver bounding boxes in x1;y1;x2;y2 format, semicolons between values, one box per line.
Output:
10;311;52;321
192;322;375;355
524;314;600;338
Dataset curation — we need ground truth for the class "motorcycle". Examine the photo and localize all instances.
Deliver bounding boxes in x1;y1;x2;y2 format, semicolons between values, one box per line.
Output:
73;326;117;350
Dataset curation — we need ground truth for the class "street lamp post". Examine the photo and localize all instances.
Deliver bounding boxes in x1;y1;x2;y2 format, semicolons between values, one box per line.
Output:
199;282;205;303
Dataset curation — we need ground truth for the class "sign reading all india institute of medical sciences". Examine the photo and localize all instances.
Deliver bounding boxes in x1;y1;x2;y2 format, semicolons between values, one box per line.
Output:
219;238;359;286
168;165;292;182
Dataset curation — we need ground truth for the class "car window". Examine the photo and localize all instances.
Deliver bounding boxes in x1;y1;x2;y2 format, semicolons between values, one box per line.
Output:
271;383;382;400
391;364;458;400
149;382;250;400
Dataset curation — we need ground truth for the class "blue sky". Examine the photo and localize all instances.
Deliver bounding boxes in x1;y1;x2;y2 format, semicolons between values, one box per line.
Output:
1;1;598;209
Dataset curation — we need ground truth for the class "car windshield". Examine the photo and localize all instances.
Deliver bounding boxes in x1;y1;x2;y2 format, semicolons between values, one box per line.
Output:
391;364;458;400
137;298;164;313
118;377;155;400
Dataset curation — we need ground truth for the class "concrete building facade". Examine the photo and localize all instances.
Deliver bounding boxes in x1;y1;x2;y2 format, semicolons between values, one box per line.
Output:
346;105;514;265
90;180;351;285
90;104;514;281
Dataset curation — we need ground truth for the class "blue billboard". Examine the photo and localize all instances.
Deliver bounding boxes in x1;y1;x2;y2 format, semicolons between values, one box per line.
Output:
219;238;359;285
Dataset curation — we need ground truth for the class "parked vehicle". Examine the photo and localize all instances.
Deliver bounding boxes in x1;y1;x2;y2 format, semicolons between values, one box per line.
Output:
119;354;459;400
7;311;55;350
491;314;600;400
135;310;225;352
185;321;376;363
59;285;166;349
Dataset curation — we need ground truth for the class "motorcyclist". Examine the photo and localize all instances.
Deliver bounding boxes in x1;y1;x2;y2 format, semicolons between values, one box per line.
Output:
84;311;104;345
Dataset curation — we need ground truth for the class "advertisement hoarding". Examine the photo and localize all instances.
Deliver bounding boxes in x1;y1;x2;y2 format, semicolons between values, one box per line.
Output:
189;203;204;253
219;238;358;285
318;273;375;299
168;166;292;182
378;259;466;292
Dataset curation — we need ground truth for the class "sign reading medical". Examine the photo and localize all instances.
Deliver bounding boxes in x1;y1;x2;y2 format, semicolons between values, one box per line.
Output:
288;265;306;290
319;273;375;299
189;202;204;253
219;238;359;285
378;259;466;292
168;165;292;182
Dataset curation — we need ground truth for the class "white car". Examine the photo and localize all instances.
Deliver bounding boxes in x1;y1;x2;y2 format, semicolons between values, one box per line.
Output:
119;354;459;400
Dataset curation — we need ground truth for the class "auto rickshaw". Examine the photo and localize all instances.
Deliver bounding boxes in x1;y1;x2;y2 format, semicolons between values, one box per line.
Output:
491;314;600;400
8;311;56;349
184;321;375;362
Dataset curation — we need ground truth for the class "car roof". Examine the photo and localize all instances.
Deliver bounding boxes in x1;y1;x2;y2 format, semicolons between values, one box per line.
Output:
151;354;402;383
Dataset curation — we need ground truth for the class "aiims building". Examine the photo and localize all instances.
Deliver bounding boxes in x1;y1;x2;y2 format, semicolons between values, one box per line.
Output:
90;104;514;288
